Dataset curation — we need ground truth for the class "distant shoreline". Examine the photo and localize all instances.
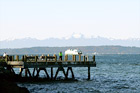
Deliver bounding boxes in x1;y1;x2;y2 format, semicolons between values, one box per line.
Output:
0;46;140;54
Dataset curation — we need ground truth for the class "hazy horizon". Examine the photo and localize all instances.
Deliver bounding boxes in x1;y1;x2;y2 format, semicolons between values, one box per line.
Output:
0;0;140;41
0;36;140;49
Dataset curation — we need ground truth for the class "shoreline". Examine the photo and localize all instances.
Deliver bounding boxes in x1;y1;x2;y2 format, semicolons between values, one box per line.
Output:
0;67;29;93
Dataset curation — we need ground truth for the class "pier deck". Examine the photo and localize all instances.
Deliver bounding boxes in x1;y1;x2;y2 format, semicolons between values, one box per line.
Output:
0;54;96;80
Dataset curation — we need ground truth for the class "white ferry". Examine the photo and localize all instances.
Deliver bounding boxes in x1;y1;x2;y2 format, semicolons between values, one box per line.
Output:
65;49;82;55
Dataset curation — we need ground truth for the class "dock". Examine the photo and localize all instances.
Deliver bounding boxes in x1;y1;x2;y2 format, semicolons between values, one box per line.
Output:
0;54;96;80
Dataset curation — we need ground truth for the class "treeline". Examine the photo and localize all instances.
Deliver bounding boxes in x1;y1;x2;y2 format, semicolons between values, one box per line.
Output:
0;46;140;55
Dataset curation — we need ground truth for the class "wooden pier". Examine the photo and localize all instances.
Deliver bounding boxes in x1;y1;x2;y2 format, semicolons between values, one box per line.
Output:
0;54;96;80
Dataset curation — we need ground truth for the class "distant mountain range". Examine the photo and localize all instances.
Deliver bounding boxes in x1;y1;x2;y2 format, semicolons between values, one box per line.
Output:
0;36;140;49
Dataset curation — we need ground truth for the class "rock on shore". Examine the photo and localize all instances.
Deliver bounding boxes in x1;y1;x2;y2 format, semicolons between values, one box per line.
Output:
0;66;29;93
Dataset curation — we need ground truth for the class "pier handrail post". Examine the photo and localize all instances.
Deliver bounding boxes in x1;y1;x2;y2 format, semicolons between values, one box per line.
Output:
83;55;85;62
45;56;47;62
35;56;37;62
5;55;8;62
72;55;76;62
86;55;88;61
79;54;81;61
72;55;74;61
22;55;24;61
65;54;68;61
12;55;14;61
48;54;50;61
16;55;19;61
74;55;76;62
54;54;57;62
24;55;27;62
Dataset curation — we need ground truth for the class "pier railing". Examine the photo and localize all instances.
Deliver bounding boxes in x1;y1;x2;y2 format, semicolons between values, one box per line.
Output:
1;54;95;62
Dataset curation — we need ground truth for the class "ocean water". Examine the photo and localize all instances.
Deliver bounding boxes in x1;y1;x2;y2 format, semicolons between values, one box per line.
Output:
17;54;140;93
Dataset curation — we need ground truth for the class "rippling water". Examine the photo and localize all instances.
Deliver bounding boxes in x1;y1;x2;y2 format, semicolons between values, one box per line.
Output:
17;54;140;93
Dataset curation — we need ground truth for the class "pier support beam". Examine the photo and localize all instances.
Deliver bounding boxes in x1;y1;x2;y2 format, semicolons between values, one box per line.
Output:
66;67;75;79
54;67;67;80
32;68;38;77
19;68;32;77
51;67;53;80
36;68;50;79
88;66;90;80
7;65;15;74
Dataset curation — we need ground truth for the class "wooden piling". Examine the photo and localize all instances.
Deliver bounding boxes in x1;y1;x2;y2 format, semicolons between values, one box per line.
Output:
88;66;90;80
54;67;67;80
19;68;22;73
27;69;32;77
51;67;53;80
36;68;50;78
43;68;50;78
19;68;23;76
32;68;38;77
93;55;95;62
19;68;31;77
66;67;75;79
25;69;28;77
6;65;15;74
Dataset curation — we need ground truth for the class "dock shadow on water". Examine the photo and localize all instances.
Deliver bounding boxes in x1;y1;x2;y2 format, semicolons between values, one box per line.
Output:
17;77;101;93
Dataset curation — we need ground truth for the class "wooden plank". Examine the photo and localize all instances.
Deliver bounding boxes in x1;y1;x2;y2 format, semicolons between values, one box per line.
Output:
1;60;96;68
11;66;24;68
7;61;24;66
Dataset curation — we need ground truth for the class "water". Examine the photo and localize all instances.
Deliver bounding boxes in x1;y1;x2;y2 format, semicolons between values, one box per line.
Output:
17;54;140;93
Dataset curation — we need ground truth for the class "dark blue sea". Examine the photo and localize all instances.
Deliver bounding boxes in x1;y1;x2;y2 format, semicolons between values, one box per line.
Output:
17;54;140;93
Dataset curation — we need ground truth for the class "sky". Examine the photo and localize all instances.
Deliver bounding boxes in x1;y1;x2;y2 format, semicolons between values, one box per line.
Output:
0;0;140;41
